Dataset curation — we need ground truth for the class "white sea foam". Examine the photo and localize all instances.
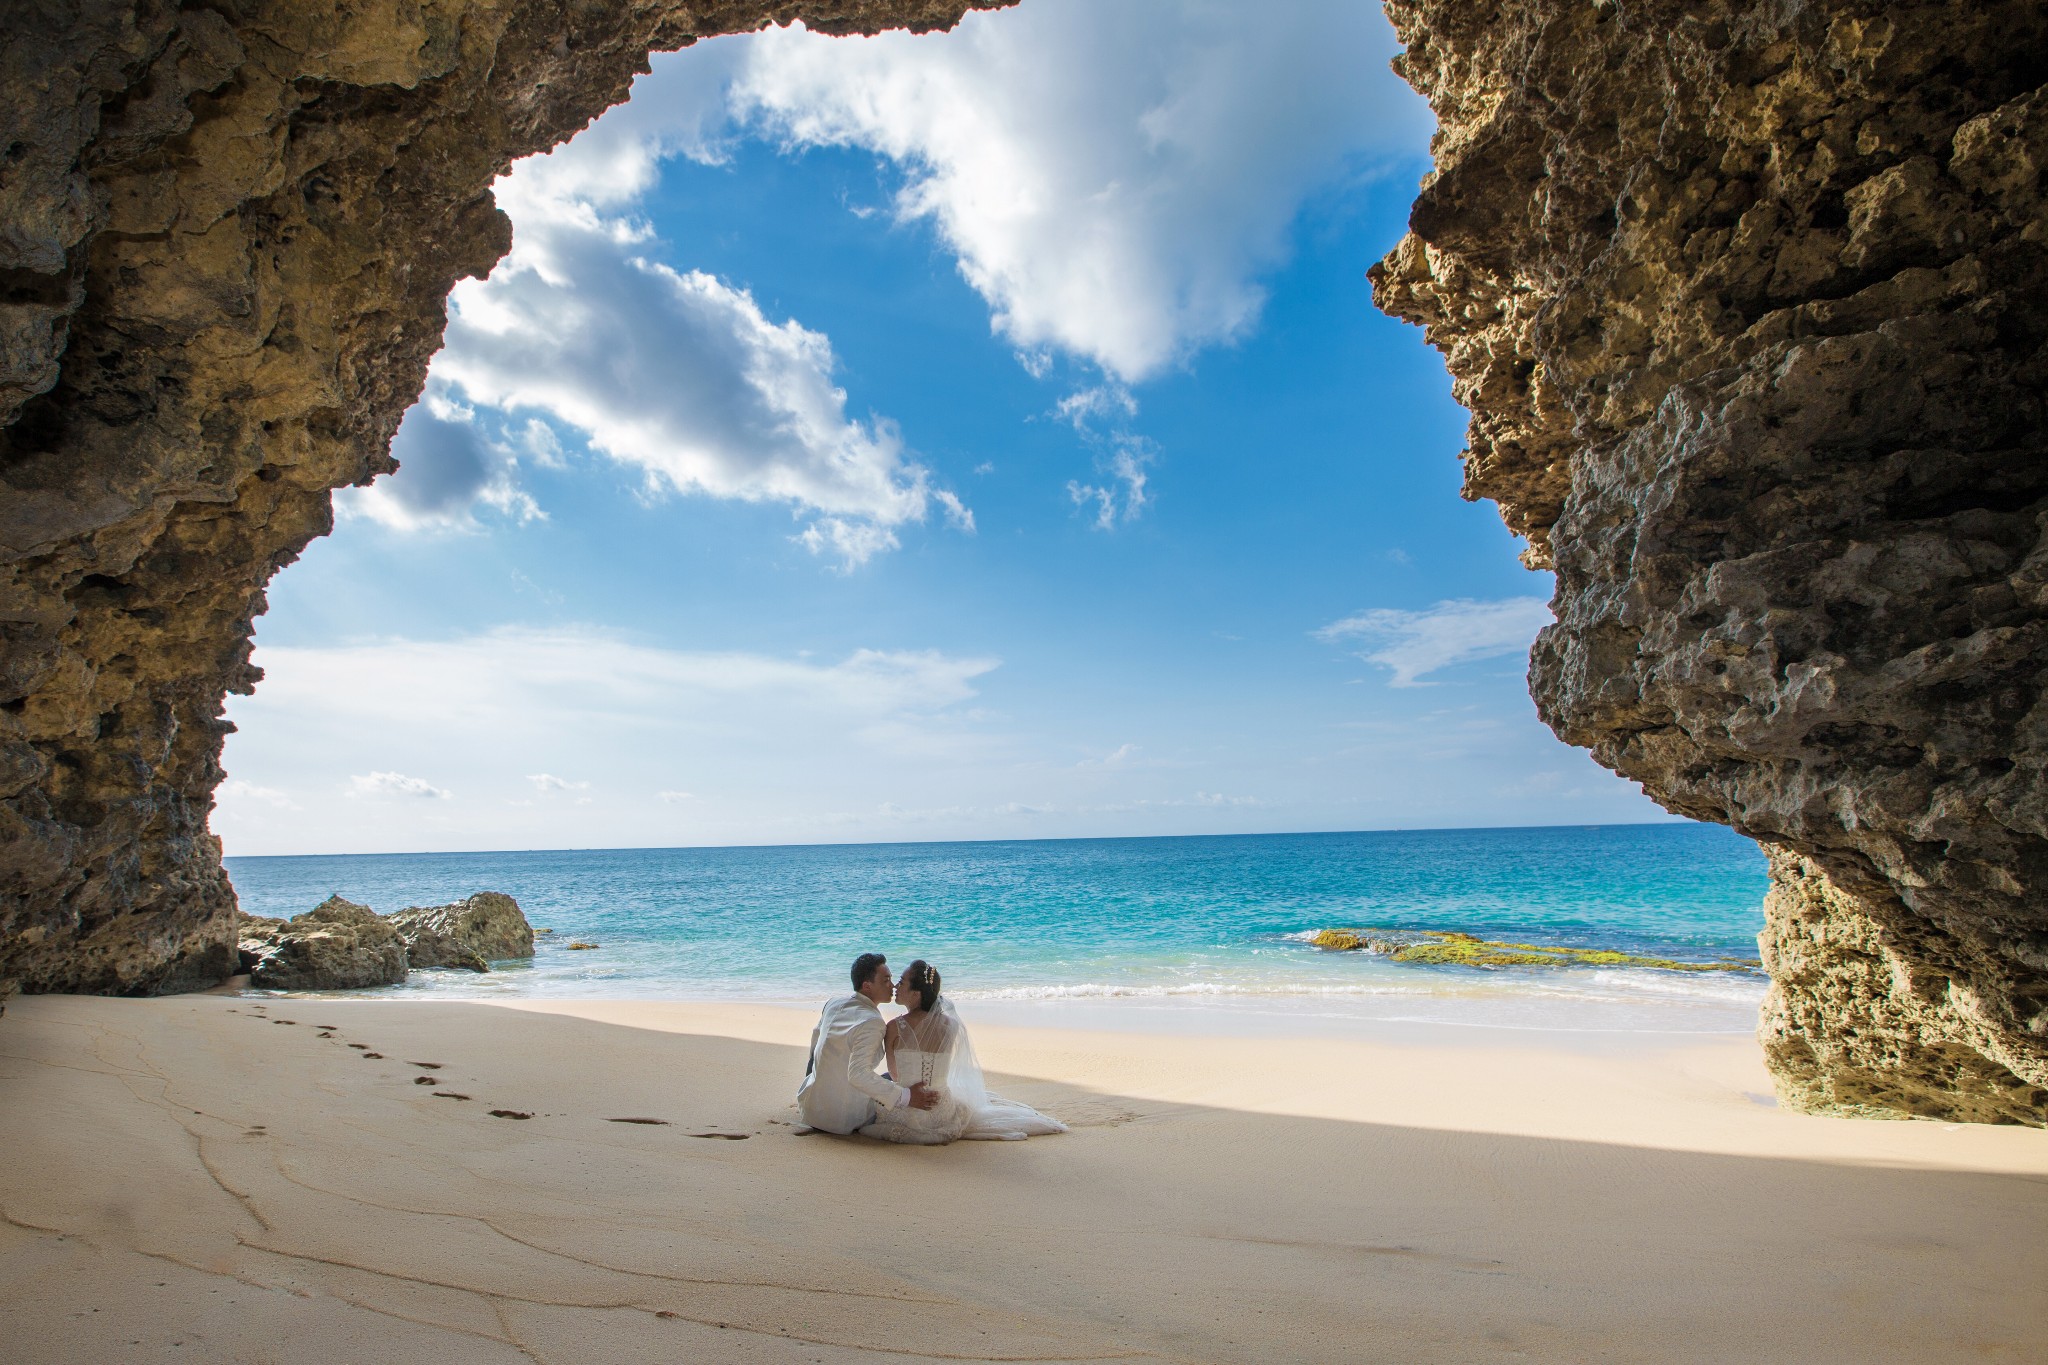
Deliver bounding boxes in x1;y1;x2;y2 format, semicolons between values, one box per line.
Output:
955;966;1766;1006
956;981;1418;1001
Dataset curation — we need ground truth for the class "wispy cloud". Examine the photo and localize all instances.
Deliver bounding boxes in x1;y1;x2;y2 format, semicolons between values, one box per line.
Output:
1056;383;1155;528
1066;435;1155;529
251;629;999;729
347;771;453;801
220;629;1007;850
1314;597;1554;687
218;779;300;811
1056;384;1138;428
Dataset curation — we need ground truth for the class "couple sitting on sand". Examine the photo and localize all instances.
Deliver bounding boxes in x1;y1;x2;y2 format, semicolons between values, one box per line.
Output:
797;952;1067;1145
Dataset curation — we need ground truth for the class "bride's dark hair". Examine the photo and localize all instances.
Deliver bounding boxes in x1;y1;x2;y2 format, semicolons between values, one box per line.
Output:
905;959;942;1012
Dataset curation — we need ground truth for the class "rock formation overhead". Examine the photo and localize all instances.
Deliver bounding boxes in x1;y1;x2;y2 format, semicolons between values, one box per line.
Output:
1372;0;2047;1122
0;0;1003;997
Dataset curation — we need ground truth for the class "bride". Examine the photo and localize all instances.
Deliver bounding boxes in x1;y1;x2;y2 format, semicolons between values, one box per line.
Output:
863;961;1067;1145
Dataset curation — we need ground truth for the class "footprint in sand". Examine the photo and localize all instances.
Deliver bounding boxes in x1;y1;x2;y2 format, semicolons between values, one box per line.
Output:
408;1062;442;1070
488;1110;534;1120
689;1132;750;1141
361;1052;383;1059
413;1076;439;1086
347;1043;368;1050
433;1093;472;1102
273;1020;296;1026
607;1117;670;1125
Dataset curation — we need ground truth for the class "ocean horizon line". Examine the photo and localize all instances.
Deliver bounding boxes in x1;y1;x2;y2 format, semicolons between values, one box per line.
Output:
222;817;1702;864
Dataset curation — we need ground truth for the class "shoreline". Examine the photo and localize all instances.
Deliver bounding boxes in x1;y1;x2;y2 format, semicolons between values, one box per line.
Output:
4;993;2043;1363
223;967;1776;1051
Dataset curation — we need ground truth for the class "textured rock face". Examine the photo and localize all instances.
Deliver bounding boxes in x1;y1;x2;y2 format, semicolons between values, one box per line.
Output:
1374;0;2048;1121
390;891;534;969
0;0;1000;996
241;895;408;990
234;913;287;972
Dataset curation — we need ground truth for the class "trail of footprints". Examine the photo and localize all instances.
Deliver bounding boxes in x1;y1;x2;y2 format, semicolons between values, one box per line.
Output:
225;1002;753;1139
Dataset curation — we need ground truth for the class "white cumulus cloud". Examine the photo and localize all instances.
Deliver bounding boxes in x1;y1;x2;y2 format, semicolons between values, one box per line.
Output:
356;2;1422;540
1315;598;1555;688
731;0;1428;381
354;37;965;567
427;168;951;567
345;386;544;531
528;773;591;793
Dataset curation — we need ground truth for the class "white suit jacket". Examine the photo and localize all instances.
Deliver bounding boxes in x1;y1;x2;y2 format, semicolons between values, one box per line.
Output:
796;993;910;1134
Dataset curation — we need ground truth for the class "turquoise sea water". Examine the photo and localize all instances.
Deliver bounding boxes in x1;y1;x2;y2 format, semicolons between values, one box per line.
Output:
226;824;1773;1035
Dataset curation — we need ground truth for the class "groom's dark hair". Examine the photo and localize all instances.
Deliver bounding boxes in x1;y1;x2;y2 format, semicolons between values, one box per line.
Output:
851;952;888;993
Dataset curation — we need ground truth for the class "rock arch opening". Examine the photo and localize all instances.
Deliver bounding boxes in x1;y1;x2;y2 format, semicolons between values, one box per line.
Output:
2;0;2043;1124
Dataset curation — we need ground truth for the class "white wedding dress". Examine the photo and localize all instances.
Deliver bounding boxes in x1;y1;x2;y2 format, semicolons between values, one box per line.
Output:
862;999;1066;1145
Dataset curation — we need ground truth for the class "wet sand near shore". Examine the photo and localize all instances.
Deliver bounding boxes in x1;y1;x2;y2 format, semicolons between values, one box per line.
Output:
2;994;2043;1363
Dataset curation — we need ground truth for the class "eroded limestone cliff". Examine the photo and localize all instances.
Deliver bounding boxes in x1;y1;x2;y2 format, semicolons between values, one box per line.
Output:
0;0;1000;995
1372;0;2048;1122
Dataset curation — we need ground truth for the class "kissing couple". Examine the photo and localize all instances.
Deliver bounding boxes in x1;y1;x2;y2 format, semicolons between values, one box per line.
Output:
797;952;1066;1144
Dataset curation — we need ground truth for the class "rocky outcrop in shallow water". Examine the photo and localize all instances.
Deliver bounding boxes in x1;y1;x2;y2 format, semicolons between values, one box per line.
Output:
239;889;533;986
390;892;534;970
240;896;408;991
0;0;1002;998
1373;0;2048;1122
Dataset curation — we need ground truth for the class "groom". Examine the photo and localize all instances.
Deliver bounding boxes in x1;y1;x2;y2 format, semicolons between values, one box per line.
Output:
797;952;940;1134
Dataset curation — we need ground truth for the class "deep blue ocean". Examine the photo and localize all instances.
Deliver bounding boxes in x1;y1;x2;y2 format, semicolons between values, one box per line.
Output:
226;824;1773;1034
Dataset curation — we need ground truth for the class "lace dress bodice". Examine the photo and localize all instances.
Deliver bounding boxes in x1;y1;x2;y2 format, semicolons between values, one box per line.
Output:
859;1009;1067;1146
865;1043;972;1145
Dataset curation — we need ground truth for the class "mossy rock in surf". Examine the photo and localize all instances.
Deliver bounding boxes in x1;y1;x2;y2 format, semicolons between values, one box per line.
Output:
1311;928;1759;973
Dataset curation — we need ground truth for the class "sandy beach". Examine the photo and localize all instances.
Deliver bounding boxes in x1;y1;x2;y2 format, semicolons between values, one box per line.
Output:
2;992;2044;1363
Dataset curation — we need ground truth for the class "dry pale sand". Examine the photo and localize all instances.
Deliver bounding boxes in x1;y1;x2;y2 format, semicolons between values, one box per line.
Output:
2;993;2044;1364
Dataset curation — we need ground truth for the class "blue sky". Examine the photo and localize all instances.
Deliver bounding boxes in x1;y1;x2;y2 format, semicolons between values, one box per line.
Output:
215;0;1668;855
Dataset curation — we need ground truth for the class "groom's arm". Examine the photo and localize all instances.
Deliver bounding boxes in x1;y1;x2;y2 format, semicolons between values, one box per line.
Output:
847;1017;912;1111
